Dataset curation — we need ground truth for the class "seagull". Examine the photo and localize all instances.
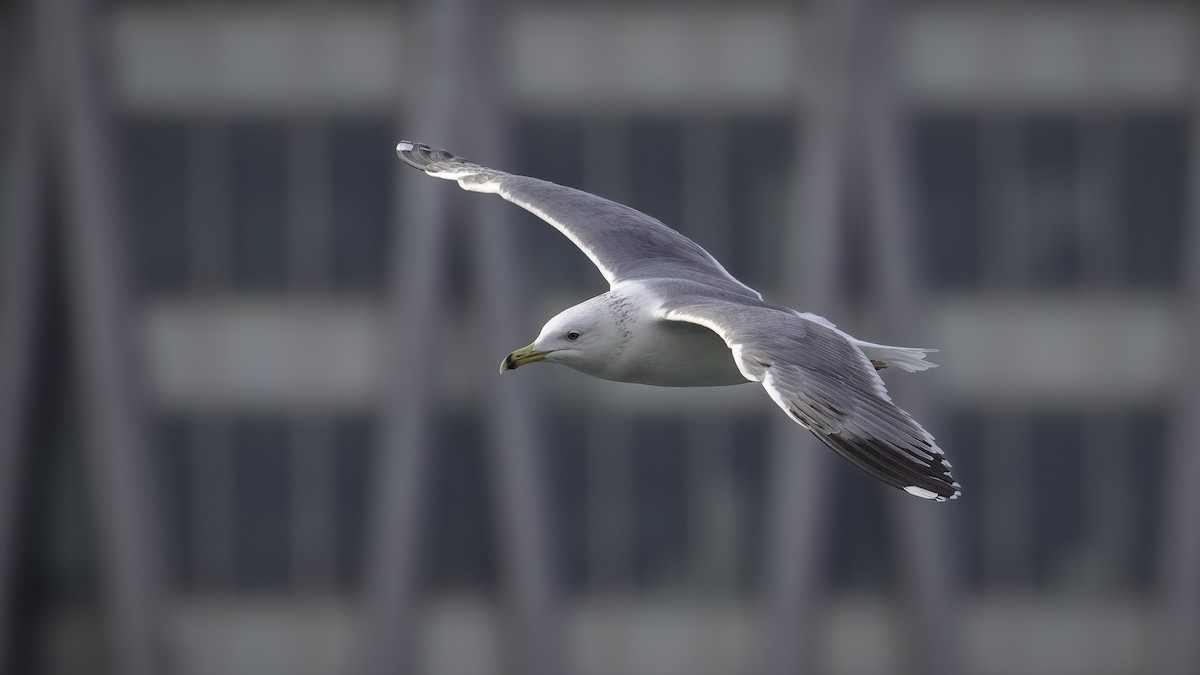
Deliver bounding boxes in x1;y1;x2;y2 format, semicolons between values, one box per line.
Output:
396;141;960;502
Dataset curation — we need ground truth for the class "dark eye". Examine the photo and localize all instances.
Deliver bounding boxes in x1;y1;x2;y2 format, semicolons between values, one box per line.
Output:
566;330;581;341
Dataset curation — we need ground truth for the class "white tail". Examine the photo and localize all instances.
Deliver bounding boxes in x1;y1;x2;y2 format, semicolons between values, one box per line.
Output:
852;340;938;373
795;312;939;373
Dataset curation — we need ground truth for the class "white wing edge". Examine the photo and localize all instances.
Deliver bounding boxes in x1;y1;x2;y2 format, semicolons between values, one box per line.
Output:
397;141;622;284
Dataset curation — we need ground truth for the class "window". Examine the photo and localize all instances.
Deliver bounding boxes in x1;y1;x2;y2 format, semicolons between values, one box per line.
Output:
947;407;1167;592
155;414;376;592
331;119;393;290
914;112;1189;291
231;121;288;291
727;115;795;292
1028;411;1086;587
155;416;194;584
513;115;592;291
512;114;796;295
628;117;684;234
122;118;189;293
632;416;688;587
233;416;291;589
1122;114;1188;288
1022;118;1082;287
121;116;395;295
542;411;769;593
332;417;374;587
425;414;497;590
914;114;983;289
545;414;589;590
826;457;897;590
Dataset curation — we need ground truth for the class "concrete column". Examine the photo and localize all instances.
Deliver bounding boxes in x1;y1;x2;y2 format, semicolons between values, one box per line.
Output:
855;0;963;672
1156;11;1200;673
363;2;563;674
0;21;46;674
38;0;165;672
758;1;853;673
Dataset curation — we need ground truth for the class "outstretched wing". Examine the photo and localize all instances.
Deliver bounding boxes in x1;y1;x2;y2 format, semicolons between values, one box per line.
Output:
396;141;760;299
655;293;960;501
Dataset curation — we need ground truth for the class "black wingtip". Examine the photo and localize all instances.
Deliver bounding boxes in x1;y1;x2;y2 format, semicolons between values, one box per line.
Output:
395;140;433;170
395;140;468;172
817;432;961;503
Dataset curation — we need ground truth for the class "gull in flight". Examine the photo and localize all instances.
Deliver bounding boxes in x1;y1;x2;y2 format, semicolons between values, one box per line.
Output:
396;141;959;501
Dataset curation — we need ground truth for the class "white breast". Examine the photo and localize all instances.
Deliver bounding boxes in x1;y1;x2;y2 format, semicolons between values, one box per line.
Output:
607;317;748;387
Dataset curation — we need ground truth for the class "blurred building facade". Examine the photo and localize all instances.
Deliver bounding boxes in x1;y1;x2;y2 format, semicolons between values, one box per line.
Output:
1;1;1198;674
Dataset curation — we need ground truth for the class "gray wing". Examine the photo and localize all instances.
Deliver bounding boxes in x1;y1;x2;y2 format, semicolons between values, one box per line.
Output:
656;294;960;502
396;141;761;298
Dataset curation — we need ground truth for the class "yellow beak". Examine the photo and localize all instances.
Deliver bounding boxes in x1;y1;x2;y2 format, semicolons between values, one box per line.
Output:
500;343;548;372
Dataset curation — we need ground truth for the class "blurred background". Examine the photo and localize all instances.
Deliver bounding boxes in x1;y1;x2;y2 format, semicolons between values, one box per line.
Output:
1;0;1199;674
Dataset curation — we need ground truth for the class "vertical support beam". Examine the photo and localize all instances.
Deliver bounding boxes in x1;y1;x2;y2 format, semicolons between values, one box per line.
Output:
1157;15;1200;674
0;23;46;674
365;2;563;674
359;5;451;673
462;24;566;675
763;1;963;673
856;1;962;674
359;182;447;675
39;0;163;672
470;137;567;675
759;1;852;673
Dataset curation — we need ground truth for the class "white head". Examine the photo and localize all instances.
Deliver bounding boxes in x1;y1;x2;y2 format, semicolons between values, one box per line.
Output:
500;295;627;378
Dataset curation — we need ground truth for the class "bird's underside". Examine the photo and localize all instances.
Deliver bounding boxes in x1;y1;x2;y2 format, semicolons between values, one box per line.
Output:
396;140;960;502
